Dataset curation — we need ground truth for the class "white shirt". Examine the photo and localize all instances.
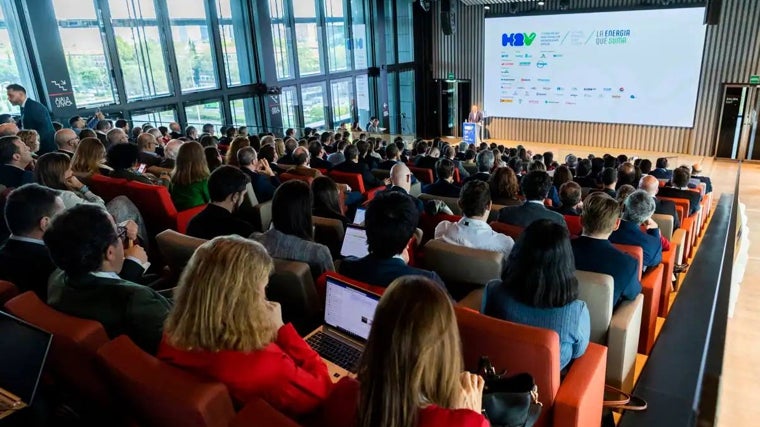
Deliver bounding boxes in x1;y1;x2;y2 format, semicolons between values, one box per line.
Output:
9;235;44;245
434;217;514;260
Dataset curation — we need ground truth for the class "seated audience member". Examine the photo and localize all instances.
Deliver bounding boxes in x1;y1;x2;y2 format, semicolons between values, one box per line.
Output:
158;236;332;415
379;142;402;170
552;165;573;191
34;152;105;208
333;144;387;189
639;175;681;229
339;192;444;288
415;146;441;171
201;123;215;137
204;146;223;172
593;167;617;198
527;160;560;206
489;167;522;206
71;137;111;178
18;130;40;157
617;163;637;189
615;184;636;204
691;163;713;193
136;133;162;167
160;139;182;169
107;143;170;186
435;180;514;261
574;158;596;189
356;140;379;171
444;144;470;180
572;193;641;306
288;146;322;178
185;126;198;141
387;162;422;214
0;184;64;299
186;166;254;239
482;220;590;370
0;135;34;188
327;276;488;427
251;181;334;277
312;176;349;227
610;190;663;268
276;138;298;165
462;150;494;184
169;142;210;211
497;170;566;228
639;159;653;176
657;166;702;216
422;158;461;198
54;128;79;158
105;128;128;150
327;140;347;165
225;136;250;167
308;140;333;171
44;204;170;354
650;157;672;180
238;146;280;203
554;181;583;216
258;143;287;175
198;134;218;149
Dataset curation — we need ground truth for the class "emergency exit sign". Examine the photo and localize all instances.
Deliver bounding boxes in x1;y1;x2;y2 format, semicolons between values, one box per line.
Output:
750;75;760;85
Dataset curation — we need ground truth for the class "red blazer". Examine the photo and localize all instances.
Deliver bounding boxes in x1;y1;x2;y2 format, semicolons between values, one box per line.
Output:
157;323;332;416
318;377;488;427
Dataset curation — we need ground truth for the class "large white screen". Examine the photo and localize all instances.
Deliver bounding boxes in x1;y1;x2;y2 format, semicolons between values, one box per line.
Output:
483;8;706;127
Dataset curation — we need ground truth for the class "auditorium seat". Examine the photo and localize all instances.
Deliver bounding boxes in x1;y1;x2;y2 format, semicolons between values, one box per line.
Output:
156;230;207;278
329;170;386;202
279;172;314;185
4;292;112;410
0;280;18;306
490;221;524;241
408;166;434;184
313;216;345;259
176;204;207;235
456;307;606;427
453;167;461;183
423;239;503;300
564;215;582;237
659;196;697;258
88;174;128;203
370;168;390;181
418;193;461;215
652;214;687;316
124;180;178;234
576;270;643;392
419;212;462;243
268;259;321;335
249;201;272;233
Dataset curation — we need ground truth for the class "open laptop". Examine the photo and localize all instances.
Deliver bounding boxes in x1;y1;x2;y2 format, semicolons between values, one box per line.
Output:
352;207;366;226
0;311;52;413
340;224;369;258
305;276;380;380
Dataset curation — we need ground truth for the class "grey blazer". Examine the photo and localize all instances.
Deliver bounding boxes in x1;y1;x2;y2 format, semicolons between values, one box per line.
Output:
251;229;335;278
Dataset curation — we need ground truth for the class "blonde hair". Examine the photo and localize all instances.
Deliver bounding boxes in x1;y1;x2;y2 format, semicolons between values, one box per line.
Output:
358;276;462;427
164;236;277;351
71;137;106;175
171;141;210;186
17;129;39;152
225;136;250;167
274;139;286;158
581;192;621;235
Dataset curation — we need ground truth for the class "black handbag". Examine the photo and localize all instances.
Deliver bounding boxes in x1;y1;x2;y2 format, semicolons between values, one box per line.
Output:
477;356;543;427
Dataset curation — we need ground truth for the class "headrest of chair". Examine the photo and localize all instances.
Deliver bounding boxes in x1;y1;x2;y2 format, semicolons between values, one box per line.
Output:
575;270;614;344
423;239;502;286
156;230;207;272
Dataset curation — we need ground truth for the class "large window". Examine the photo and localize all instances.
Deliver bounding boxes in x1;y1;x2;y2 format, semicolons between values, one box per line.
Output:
270;0;294;80
217;0;255;86
350;0;368;70
324;0;349;72
294;0;322;77
185;100;223;127
109;0;170;100
330;78;353;125
230;97;259;127
301;83;325;129
131;108;176;127
53;0;118;107
279;86;299;130
396;0;414;63
166;0;217;93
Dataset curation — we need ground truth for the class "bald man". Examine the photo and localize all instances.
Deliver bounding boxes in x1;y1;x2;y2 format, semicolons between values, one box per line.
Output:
159;139;182;169
287;145;322;178
387;163;423;215
0;122;19;137
54;128;79;158
136;133;162;167
639;175;680;229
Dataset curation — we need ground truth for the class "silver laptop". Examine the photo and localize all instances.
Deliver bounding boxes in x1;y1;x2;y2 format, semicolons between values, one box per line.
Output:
305;276;380;380
0;311;52;411
340;224;369;258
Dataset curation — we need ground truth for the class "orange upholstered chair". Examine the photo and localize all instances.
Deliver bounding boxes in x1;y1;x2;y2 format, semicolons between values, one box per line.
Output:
564;215;582;237
453;167;461;183
0;280;18;306
455;307;606;427
4;292;111;407
612;244;664;354
408;166;434;184
176;204;207;234
489;221;525;240
125;181;178;233
88;174;128;202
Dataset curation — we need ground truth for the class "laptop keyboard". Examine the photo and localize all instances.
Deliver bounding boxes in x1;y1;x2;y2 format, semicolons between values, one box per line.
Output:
306;332;361;372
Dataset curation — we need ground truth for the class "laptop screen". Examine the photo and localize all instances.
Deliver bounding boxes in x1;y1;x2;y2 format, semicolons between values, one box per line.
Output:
0;311;52;405
352;207;366;226
340;225;369;258
324;277;380;341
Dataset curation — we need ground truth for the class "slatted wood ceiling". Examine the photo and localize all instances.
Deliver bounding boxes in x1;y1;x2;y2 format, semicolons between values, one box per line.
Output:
431;0;760;155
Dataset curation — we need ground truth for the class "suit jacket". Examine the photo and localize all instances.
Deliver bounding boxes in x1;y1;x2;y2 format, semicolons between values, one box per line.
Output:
497;201;567;228
56;149;74;159
20;98;56;154
0;238;55;300
574;175;597;189
0;164;34;188
571;236;641;306
309;157;333;171
47;270;171;354
378;159;399;171
650;168;672;180
332;161;384;189
338;254;445;289
654;197;681;229
422;179;461;198
384;185;423;215
278;153;296;165
657;186;701;216
591;188;617;198
138;151;163;167
553;205;581;216
186;204;255;240
462;172;491;185
241;168;280;203
415;155;439;172
609;220;663;268
288;165;322;178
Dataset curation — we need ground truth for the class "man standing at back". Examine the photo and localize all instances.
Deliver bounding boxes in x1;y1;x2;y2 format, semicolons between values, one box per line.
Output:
7;84;56;154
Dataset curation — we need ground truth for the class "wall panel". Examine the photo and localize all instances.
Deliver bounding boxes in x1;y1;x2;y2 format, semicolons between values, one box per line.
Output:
431;0;760;155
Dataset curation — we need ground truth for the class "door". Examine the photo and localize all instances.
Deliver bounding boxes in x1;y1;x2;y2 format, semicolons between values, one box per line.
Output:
714;86;747;159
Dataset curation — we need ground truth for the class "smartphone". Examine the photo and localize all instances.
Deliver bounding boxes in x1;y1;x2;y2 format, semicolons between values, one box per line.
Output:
136;163;147;174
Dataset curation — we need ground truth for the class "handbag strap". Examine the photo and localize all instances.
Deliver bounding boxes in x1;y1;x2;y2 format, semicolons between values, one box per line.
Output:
603;385;648;411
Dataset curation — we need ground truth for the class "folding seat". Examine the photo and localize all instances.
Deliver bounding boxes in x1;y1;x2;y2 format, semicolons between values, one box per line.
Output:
87;174;129;203
564;215;582;237
370;168;390;181
313;216;345;259
423;239;503;301
455;307;606;427
408;166;434;184
328;171;385;202
268;259;321;335
176;204;207;234
489;221;525;241
651;214;687;316
156;230;207;279
279;173;314;185
249;201;272;233
576;271;643;392
0;280;18;306
417;193;461;215
124;181;178;233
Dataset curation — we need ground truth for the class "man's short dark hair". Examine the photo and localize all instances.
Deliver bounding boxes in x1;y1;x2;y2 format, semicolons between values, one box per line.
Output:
237;146;256;167
68;116;82;126
656;157;668;169
202;123;214;134
286;128;295;137
435;158;455;181
285;138;297;154
365;192;418;258
520;171;552;201
115;119;128;129
5;84;25;93
107;142;139;170
0;135;20;164
460;180;491;218
43;204;117;276
672;166;690;188
559;181;582;207
95;120;111;131
385;143;399;160
5;184;60;236
602;167;618;186
344;144;359;161
208;165;250;202
617;163;636;187
640;159;652;174
308;141;323;160
185;126;197;137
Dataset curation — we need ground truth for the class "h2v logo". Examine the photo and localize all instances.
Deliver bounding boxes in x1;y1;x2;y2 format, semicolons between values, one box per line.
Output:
502;32;537;47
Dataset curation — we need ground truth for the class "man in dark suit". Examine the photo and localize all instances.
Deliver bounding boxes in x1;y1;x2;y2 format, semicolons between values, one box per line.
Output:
44;204;171;354
656;167;701;216
136;133;163;167
462;149;494;185
0;135;34;188
339;191;444;289
414;147;441;172
572;192;641;306
649;157;672;181
186;166;255;240
590;167;617;198
0;184;64;299
6;84;56;154
423;158;461;198
54;128;79;158
308;140;332;171
277;138;298;165
609;190;663;268
237;146;280;203
498;170;567;228
333;144;388;189
553;181;583;216
639;175;680;229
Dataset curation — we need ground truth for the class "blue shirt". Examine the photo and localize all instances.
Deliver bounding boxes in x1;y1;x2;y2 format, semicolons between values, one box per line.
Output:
481;280;590;370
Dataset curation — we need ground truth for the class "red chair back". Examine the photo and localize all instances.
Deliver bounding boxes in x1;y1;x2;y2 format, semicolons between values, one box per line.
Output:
612;243;644;280
3;292;111;406
453;167;461;183
419;212;462;243
97;335;236;427
176;204;207;234
329;171;366;194
125;181;178;232
315;271;385;305
489;221;525;240
409;166;434;184
280;173;314;185
88;174;128;203
0;280;18;306
564;215;582;237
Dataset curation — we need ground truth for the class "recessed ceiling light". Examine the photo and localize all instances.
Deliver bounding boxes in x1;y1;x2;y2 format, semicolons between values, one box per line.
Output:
484;5;490;10
538;1;545;5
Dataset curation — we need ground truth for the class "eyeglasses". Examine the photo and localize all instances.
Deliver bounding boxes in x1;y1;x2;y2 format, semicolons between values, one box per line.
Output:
116;225;128;241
